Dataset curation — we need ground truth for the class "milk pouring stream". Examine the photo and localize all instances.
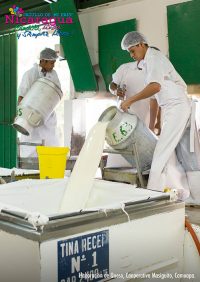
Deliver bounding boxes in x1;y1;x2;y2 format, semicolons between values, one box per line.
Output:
59;121;108;213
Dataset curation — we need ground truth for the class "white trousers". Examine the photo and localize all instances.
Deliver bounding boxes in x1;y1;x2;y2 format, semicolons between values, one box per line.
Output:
147;98;191;198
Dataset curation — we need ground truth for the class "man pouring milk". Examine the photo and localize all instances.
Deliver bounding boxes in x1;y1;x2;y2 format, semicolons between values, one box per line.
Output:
18;47;62;158
120;31;200;201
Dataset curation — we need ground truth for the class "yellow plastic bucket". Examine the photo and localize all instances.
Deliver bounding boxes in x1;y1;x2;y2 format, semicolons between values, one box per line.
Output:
36;146;70;179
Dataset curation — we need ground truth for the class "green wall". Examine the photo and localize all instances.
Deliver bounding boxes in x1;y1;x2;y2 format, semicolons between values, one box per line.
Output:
0;0;98;167
51;0;97;91
167;0;200;84
98;19;137;89
0;33;17;168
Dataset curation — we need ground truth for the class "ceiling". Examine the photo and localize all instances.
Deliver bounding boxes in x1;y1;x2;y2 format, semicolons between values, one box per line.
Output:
0;0;48;17
75;0;118;9
0;0;119;16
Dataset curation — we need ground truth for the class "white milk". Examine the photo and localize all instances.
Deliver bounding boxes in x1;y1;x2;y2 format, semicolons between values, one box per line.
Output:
59;121;108;213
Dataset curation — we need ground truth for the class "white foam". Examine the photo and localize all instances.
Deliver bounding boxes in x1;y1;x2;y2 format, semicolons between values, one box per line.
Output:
0;178;163;216
0;167;39;176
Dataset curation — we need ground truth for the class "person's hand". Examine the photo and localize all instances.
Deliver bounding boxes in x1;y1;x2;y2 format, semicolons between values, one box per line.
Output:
154;120;161;135
116;87;126;99
149;122;161;135
120;99;132;112
149;125;155;133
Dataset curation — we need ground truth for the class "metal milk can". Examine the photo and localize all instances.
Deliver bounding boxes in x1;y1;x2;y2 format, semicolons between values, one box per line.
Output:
13;78;62;136
98;106;157;171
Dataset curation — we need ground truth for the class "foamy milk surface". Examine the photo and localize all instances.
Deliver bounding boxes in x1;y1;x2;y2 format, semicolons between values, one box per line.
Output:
59;121;108;213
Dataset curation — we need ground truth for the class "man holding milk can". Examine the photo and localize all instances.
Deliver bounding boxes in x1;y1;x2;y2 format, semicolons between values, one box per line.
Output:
120;31;200;201
17;47;62;158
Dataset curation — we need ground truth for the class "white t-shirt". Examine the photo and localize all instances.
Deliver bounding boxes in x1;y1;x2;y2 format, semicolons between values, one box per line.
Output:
112;62;150;126
142;48;188;107
107;62;151;168
18;63;61;98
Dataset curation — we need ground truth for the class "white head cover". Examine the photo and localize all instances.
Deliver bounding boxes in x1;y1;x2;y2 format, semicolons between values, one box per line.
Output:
121;31;148;51
40;48;58;60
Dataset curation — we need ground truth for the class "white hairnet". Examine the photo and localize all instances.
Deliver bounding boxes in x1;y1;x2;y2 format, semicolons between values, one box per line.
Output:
121;31;148;50
40;48;58;60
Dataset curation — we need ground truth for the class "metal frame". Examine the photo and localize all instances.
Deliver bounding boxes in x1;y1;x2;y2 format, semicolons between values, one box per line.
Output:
102;141;146;188
0;194;174;242
17;137;45;169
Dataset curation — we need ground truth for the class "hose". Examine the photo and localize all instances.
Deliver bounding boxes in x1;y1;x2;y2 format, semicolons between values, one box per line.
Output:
185;217;200;256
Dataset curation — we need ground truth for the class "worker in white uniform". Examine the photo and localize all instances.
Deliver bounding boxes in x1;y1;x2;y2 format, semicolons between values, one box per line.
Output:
18;47;62;158
120;31;192;199
107;61;160;168
109;61;160;132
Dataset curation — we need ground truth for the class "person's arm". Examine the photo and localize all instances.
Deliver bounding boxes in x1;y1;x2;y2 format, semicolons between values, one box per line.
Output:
109;81;126;99
149;98;159;132
52;70;62;90
18;70;33;104
109;64;127;98
120;82;161;111
109;82;117;94
18;96;23;105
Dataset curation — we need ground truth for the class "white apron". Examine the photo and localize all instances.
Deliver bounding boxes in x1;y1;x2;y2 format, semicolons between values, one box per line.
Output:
185;98;200;204
20;111;61;158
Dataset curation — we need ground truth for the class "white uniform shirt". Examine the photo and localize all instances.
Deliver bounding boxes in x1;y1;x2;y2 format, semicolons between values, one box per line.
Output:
18;63;61;98
142;48;188;106
107;62;151;168
112;62;150;126
18;63;62;158
142;48;192;196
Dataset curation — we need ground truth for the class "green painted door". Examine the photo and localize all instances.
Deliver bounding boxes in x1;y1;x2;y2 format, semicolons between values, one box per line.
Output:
167;0;200;84
51;0;97;91
98;19;137;89
0;32;17;168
